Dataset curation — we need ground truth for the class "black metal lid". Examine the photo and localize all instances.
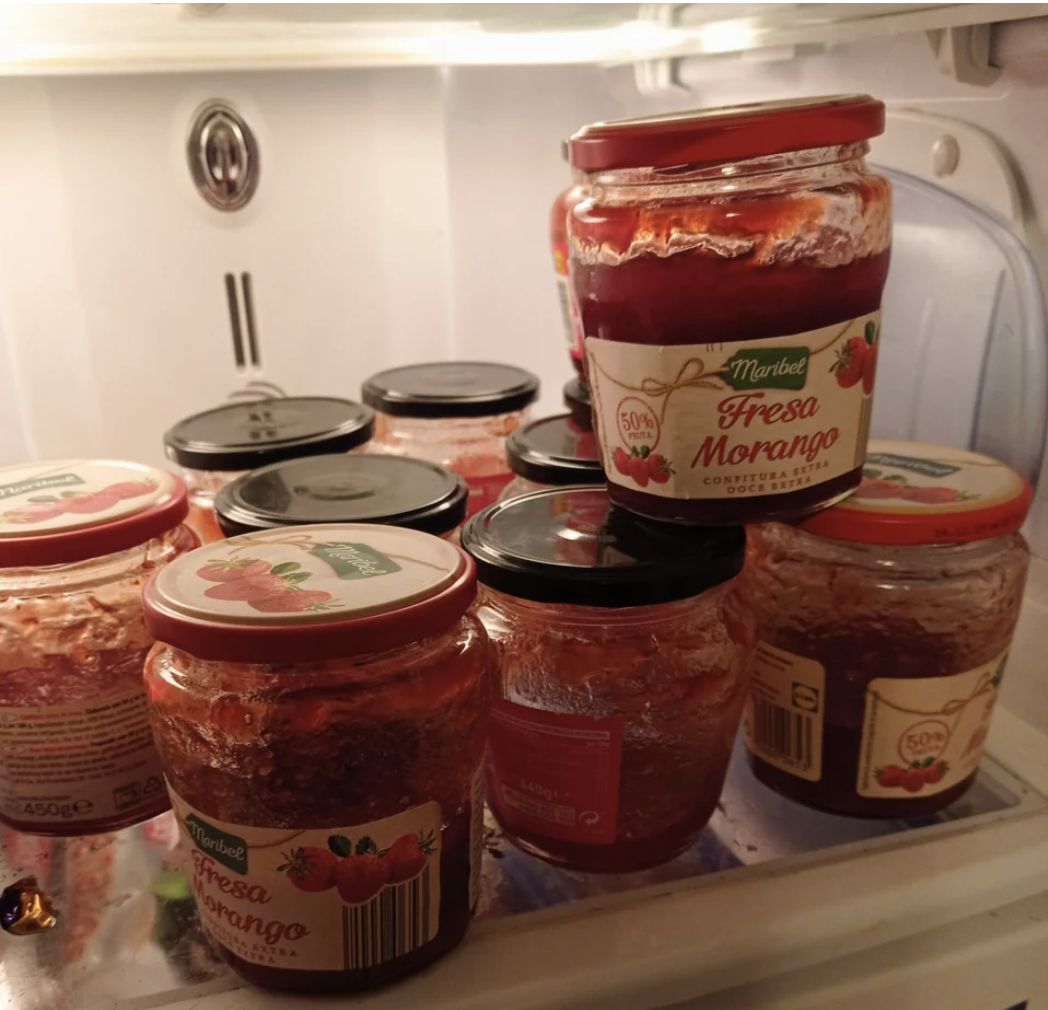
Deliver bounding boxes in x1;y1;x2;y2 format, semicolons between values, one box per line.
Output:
461;486;745;608
562;378;592;430
361;362;540;419
505;414;603;486
214;454;469;538
164;397;375;471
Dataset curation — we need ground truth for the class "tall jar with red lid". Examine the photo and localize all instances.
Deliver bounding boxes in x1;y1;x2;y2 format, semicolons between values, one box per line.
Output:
462;488;755;873
569;95;892;525
164;397;375;544
142;524;489;993
362;362;539;518
551;141;590;378
0;459;195;835
743;441;1031;817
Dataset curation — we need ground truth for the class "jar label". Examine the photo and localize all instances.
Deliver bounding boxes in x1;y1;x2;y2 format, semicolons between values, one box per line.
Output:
486;699;623;845
856;650;1009;798
0;685;167;828
742;641;825;782
553;241;584;360
584;313;880;500
169;789;442;972
465;472;515;518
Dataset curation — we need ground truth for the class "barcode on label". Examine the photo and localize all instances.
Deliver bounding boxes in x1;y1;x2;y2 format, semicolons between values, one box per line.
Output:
342;867;433;970
752;697;814;772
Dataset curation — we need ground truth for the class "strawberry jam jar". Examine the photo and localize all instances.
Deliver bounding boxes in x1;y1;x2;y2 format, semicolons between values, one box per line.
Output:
142;524;489;993
570;95;892;525
164;397;375;544
362;362;539;518
214;454;469;540
563;377;594;431
743;441;1031;818
0;459;194;835
551;141;590;377
462;488;754;873
498;414;604;502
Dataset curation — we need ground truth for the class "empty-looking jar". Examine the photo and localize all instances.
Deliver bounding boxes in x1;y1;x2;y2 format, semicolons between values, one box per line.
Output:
0;459;194;835
570;95;891;525
563;377;594;432
362;362;539;518
164;397;375;544
462;488;754;873
143;524;490;993
499;414;604;502
215;455;469;541
744;441;1031;818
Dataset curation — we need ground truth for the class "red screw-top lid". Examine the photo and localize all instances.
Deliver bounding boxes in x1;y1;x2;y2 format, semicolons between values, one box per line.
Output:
143;523;477;664
0;459;188;567
798;441;1032;547
570;94;885;172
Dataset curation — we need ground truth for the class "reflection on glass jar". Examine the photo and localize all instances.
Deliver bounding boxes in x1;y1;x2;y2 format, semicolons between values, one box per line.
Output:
143;524;490;993
497;413;603;503
463;487;754;873
0;460;195;835
743;441;1031;817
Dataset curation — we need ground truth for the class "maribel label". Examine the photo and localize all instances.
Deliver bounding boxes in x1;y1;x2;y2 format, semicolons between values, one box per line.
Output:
0;685;167;827
486;699;623;845
856;649;1009;798
585;313;880;499
170;790;442;972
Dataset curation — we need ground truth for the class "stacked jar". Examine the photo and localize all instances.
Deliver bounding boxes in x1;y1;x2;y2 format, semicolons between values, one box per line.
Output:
498;414;603;502
362;362;538;517
164;397;375;544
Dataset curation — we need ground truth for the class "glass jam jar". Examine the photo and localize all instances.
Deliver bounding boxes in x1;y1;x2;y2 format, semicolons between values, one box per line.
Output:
215;454;469;541
498;414;604;502
563;377;593;432
569;95;892;526
142;524;489;993
362;362;539;518
0;459;195;835
551;140;591;378
462;488;754;873
164;397;375;544
743;441;1031;818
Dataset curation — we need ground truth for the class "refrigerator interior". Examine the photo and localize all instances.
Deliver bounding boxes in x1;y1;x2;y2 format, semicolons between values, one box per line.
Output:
0;5;1047;1009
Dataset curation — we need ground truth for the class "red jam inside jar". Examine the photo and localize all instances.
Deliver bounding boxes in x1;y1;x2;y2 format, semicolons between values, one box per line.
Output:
463;488;754;873
0;460;194;835
742;441;1031;817
143;524;489;993
570;96;892;525
164;397;375;544
551;140;591;378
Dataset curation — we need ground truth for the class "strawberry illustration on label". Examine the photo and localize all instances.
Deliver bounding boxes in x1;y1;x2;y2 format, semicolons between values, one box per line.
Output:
278;846;339;892
383;830;437;885
328;835;392;905
197;559;272;582
829;336;867;389
0;479;160;525
197;557;336;612
860;318;879;397
615;444;674;488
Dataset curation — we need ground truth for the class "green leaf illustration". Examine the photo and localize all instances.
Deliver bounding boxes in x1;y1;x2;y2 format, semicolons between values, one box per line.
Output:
355;836;379;856
285;571;312;584
865;321;878;345
328;834;353;857
28;496;58;503
271;562;301;576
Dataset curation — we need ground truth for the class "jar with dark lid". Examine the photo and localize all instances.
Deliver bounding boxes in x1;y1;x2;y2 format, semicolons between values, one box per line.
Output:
362;362;539;517
562;377;593;431
570;95;891;526
215;454;468;540
743;441;1031;817
462;488;754;872
498;414;603;502
164;398;375;544
0;459;196;835
143;524;490;992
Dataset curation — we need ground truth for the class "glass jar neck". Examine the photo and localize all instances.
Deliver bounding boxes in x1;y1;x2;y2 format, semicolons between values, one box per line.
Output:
583;142;870;201
375;410;525;445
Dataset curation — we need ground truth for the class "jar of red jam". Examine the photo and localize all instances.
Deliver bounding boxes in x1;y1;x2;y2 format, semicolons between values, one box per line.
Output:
362;362;539;518
462;488;754;873
0;459;194;835
214;454;468;541
551;141;590;377
164;398;375;544
743;441;1031;818
142;524;489;993
498;414;603;502
570;95;892;525
563;377;593;431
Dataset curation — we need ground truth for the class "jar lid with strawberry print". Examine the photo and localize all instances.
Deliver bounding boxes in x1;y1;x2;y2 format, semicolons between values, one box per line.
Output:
798;440;1032;547
461;486;744;608
143;523;476;663
0;459;188;567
